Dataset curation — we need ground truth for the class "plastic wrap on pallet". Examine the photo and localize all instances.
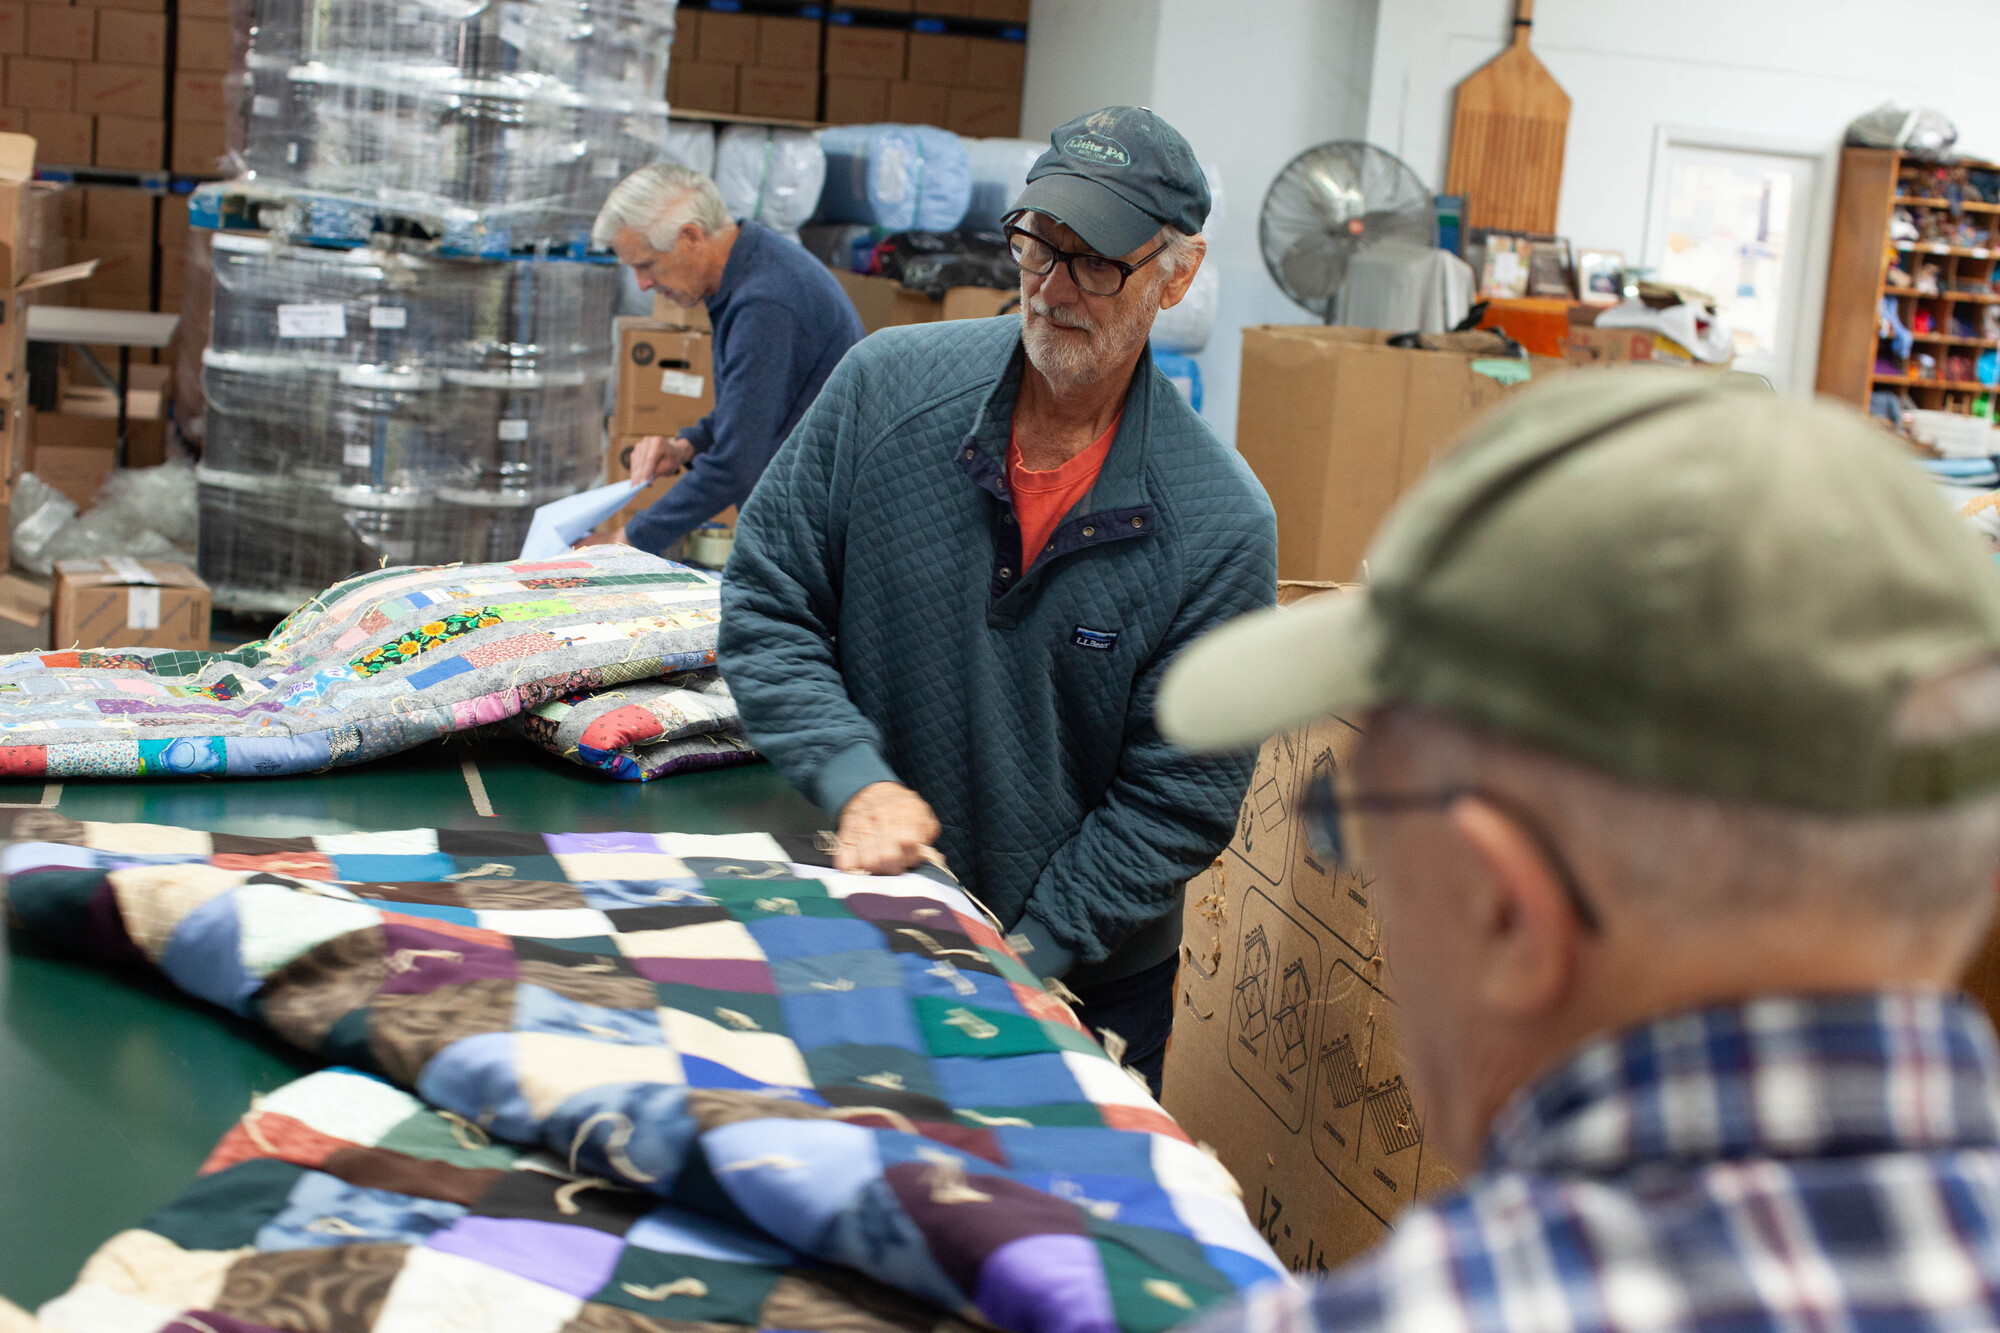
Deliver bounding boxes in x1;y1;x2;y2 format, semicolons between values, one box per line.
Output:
813;124;970;233
197;235;618;611
664;119;717;177
714;125;826;240
1150;264;1218;355
964;137;1041;231
175;233;216;445
231;0;676;251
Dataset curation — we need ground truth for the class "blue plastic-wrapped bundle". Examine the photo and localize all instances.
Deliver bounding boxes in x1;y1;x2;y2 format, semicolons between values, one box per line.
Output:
814;124;971;232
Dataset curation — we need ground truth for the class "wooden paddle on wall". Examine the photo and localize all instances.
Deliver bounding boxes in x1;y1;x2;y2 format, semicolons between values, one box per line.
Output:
1445;0;1571;235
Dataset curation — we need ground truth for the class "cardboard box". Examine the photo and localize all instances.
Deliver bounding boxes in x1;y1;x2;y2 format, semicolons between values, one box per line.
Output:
31;408;115;448
1162;597;1464;1275
824;24;904;80
886;80;946;126
969;0;1027;19
820;74;885;125
173;0;224;17
52;557;209;651
833;267;938;334
169;115;223;174
1235;326;1563;581
674;62;735;114
612;319;714;438
941;285;1015;321
0;107;25;134
25;107;86;161
81;183;149;241
171;14;225;69
964;35;1025;90
671;4;697;53
27;6;91;61
59;361;167;418
945;86;1019;137
157;187;184;247
74;61;160;117
921;0;971;15
0;3;25;57
7;57;72;110
97;9;164;64
736;65;816;121
1561;321;1721;368
0;569;52;652
756;15;820;69
78;0;165;14
649;292;709;330
31;438;112;505
696;9;756;65
92;112;161;167
171;68;223;121
67;235;145;299
904;32;965;85
600;434;739;541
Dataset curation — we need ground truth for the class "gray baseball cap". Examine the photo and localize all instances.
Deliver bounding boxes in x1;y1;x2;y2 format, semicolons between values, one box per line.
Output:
1010;106;1210;258
1157;369;2000;811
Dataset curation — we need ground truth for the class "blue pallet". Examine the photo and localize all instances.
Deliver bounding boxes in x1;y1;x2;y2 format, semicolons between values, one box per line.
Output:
186;182;618;264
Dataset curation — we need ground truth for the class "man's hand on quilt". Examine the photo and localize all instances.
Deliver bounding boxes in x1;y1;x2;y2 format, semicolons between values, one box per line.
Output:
573;525;630;548
631;433;696;483
837;781;943;875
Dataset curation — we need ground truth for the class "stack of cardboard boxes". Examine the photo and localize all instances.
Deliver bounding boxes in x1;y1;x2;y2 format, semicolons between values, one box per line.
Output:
600;309;720;541
825;2;1025;133
669;6;822;120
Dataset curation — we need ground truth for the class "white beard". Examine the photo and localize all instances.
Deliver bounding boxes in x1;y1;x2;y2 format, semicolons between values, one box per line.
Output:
1021;282;1159;390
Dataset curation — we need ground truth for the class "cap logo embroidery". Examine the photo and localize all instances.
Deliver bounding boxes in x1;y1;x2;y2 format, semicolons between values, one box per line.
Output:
1063;133;1130;166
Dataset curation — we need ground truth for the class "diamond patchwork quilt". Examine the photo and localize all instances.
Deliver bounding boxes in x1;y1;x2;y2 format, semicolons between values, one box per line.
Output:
0;548;728;782
3;816;1287;1333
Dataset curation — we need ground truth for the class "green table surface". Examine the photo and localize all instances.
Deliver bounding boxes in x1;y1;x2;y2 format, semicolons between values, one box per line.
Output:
0;739;823;1309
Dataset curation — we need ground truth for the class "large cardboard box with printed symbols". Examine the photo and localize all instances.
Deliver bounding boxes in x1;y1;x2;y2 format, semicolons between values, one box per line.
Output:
1162;583;1462;1278
612;318;713;439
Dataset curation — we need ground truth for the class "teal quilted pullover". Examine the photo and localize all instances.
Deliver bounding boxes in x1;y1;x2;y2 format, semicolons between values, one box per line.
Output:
720;316;1278;982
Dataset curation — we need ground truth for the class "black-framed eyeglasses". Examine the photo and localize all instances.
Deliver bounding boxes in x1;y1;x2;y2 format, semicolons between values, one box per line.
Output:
1004;223;1168;297
1298;769;1602;932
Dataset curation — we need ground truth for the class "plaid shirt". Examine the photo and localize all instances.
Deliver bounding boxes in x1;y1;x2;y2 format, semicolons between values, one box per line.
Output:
1193;992;2000;1333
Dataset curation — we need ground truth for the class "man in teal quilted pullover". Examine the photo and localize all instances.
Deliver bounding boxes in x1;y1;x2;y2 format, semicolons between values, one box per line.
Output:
720;108;1277;1091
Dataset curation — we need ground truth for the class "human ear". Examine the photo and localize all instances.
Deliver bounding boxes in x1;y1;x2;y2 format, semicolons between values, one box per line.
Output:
1155;235;1207;310
1448;796;1580;1018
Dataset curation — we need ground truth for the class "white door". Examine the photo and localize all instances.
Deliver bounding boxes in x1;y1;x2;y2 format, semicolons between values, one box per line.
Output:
1643;133;1833;394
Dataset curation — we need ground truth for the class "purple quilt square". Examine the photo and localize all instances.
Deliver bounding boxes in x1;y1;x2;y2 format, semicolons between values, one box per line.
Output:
378;921;518;995
625;957;777;992
544;831;660;856
425;1215;625;1299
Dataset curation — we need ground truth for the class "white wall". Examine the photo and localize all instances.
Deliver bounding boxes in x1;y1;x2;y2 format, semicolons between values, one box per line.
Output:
1022;0;1380;442
1367;0;2000;279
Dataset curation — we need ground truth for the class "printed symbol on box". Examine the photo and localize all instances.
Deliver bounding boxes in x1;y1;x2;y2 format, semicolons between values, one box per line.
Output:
1228;730;1300;887
1307;958;1429;1223
1364;1077;1419;1155
1228;888;1320;1131
1293;741;1379;963
632;341;657;367
1318;1034;1364;1108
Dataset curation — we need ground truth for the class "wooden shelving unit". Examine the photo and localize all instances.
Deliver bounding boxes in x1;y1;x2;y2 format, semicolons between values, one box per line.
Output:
1817;146;2000;416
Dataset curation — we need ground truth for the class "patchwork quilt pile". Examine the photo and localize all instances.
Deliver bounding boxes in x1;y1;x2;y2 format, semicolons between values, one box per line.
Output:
512;671;756;782
0;547;749;782
3;815;1288;1333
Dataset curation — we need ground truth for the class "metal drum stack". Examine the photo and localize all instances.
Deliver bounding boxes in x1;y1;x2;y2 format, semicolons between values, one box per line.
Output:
192;0;667;611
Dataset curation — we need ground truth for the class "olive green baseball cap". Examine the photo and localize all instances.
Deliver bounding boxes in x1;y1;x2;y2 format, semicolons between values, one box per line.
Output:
1158;368;2000;810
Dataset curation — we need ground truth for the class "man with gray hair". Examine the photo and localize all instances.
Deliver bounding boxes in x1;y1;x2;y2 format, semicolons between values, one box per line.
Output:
721;107;1276;1091
1161;371;2000;1329
583;163;861;553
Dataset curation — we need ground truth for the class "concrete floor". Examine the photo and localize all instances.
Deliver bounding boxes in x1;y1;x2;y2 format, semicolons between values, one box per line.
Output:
0;740;822;1307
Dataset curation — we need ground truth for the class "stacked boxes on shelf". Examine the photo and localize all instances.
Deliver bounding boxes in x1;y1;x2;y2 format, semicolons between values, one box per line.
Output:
668;0;1026;131
824;0;1025;131
189;0;670;612
670;3;821;119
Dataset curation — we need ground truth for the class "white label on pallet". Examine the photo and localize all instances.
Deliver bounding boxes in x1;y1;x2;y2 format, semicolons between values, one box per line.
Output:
126;586;160;630
252;95;279;117
498;419;529;441
278;303;346;339
592;157;620;178
343;443;372;467
369;306;407;329
659;370;704;397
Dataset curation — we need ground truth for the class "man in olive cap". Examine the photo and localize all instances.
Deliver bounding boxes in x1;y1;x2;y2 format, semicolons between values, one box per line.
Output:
722;107;1275;1089
1165;370;2000;1329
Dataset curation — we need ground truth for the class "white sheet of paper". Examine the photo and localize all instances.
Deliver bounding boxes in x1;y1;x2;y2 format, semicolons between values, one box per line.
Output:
518;479;645;560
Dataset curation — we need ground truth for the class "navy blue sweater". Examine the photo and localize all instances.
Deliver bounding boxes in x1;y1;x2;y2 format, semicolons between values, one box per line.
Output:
625;222;863;552
721;317;1277;983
